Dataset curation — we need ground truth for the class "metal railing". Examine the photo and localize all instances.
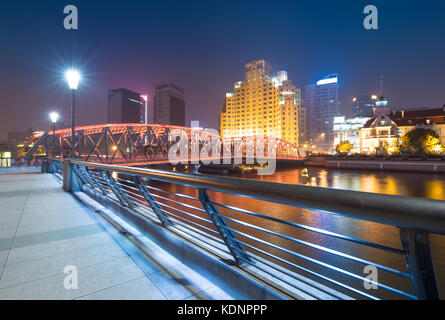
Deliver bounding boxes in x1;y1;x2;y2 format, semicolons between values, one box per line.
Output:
49;158;445;300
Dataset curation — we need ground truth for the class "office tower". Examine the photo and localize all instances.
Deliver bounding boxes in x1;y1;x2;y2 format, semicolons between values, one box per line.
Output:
108;88;143;123
351;94;377;118
305;74;340;150
153;84;185;126
219;59;303;147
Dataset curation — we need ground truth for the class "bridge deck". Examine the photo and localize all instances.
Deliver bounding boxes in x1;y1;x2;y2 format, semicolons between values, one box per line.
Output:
0;169;232;300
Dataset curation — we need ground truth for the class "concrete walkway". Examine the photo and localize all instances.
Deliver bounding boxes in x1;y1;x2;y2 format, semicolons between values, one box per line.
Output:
0;169;232;300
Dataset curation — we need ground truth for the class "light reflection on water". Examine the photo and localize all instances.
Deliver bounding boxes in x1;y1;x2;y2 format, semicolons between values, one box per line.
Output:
141;167;445;299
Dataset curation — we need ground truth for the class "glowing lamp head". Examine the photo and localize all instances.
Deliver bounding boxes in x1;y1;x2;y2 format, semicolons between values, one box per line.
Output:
140;95;148;102
49;112;59;123
65;69;80;90
371;95;378;100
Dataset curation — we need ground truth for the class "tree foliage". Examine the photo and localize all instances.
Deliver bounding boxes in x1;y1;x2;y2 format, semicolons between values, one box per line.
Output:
401;128;442;154
336;141;354;154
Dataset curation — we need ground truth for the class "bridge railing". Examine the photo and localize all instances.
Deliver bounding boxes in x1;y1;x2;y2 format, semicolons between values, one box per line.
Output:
51;158;445;300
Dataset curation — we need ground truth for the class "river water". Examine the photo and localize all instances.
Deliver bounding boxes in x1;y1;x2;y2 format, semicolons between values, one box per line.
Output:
134;167;445;299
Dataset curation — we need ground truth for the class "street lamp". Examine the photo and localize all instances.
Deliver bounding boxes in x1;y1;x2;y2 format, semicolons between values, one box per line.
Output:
49;112;59;158
65;70;80;158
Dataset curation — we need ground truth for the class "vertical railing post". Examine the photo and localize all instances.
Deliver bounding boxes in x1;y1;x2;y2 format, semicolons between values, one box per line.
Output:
134;177;172;226
98;170;134;209
399;228;440;300
63;159;82;192
198;188;251;266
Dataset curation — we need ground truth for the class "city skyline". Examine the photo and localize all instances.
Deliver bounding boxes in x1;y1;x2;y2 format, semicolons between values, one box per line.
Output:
2;1;445;303
1;1;445;139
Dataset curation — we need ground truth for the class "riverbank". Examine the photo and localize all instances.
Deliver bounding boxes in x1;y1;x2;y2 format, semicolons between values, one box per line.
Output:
305;158;445;174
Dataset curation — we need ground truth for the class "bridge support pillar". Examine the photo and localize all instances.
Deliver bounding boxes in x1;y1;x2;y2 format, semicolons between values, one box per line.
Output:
63;159;82;193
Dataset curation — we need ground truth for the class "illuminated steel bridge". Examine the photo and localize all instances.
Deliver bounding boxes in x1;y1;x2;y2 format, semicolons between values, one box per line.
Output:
17;123;302;166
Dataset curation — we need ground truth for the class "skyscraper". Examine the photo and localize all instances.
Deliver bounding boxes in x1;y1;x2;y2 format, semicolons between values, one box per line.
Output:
219;59;304;147
351;94;377;118
107;88;143;123
153;84;185;126
305;74;340;150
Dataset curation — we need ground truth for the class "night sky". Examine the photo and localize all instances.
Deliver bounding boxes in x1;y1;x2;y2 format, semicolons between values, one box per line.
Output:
1;0;445;139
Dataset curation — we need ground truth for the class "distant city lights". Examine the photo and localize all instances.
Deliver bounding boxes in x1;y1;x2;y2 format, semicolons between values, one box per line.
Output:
317;77;338;86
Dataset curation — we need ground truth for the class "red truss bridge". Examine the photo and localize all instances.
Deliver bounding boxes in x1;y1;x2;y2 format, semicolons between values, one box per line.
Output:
17;123;302;166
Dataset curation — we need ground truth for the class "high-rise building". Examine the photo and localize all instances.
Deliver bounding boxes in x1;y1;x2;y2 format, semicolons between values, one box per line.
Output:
219;60;304;147
108;88;143;123
351;94;377;118
153;84;185;126
305;74;340;150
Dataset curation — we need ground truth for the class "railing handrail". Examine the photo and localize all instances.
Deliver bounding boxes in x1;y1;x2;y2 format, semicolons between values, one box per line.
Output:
69;159;445;235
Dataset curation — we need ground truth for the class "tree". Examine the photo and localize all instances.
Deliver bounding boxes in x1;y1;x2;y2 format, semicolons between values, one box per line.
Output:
336;141;354;154
401;128;442;154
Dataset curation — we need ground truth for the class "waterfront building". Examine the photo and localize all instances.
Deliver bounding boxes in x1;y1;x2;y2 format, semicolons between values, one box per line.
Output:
108;88;143;123
305;74;340;151
219;60;304;147
360;105;445;154
333;116;371;153
153;84;185;126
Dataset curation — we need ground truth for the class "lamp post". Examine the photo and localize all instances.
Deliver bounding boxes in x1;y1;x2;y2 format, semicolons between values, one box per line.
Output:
49;112;59;158
65;70;80;158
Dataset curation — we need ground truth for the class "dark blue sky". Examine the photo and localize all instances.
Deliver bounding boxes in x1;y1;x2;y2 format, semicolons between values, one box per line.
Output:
1;0;445;138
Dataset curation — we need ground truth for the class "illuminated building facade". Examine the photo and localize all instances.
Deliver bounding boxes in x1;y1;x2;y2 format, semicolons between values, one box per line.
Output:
305;74;340;150
360;105;445;154
0;142;12;167
333;116;371;153
108;88;143;123
219;60;303;147
154;84;185;126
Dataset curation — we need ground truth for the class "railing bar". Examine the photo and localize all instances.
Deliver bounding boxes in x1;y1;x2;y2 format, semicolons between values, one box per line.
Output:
115;176;136;185
155;201;215;225
222;215;410;278
93;179;110;190
114;180;140;192
225;233;416;299
125;193;152;207
162;209;224;241
151;193;208;213
119;187;146;200
145;185;200;201
212;201;405;255
231;246;381;300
